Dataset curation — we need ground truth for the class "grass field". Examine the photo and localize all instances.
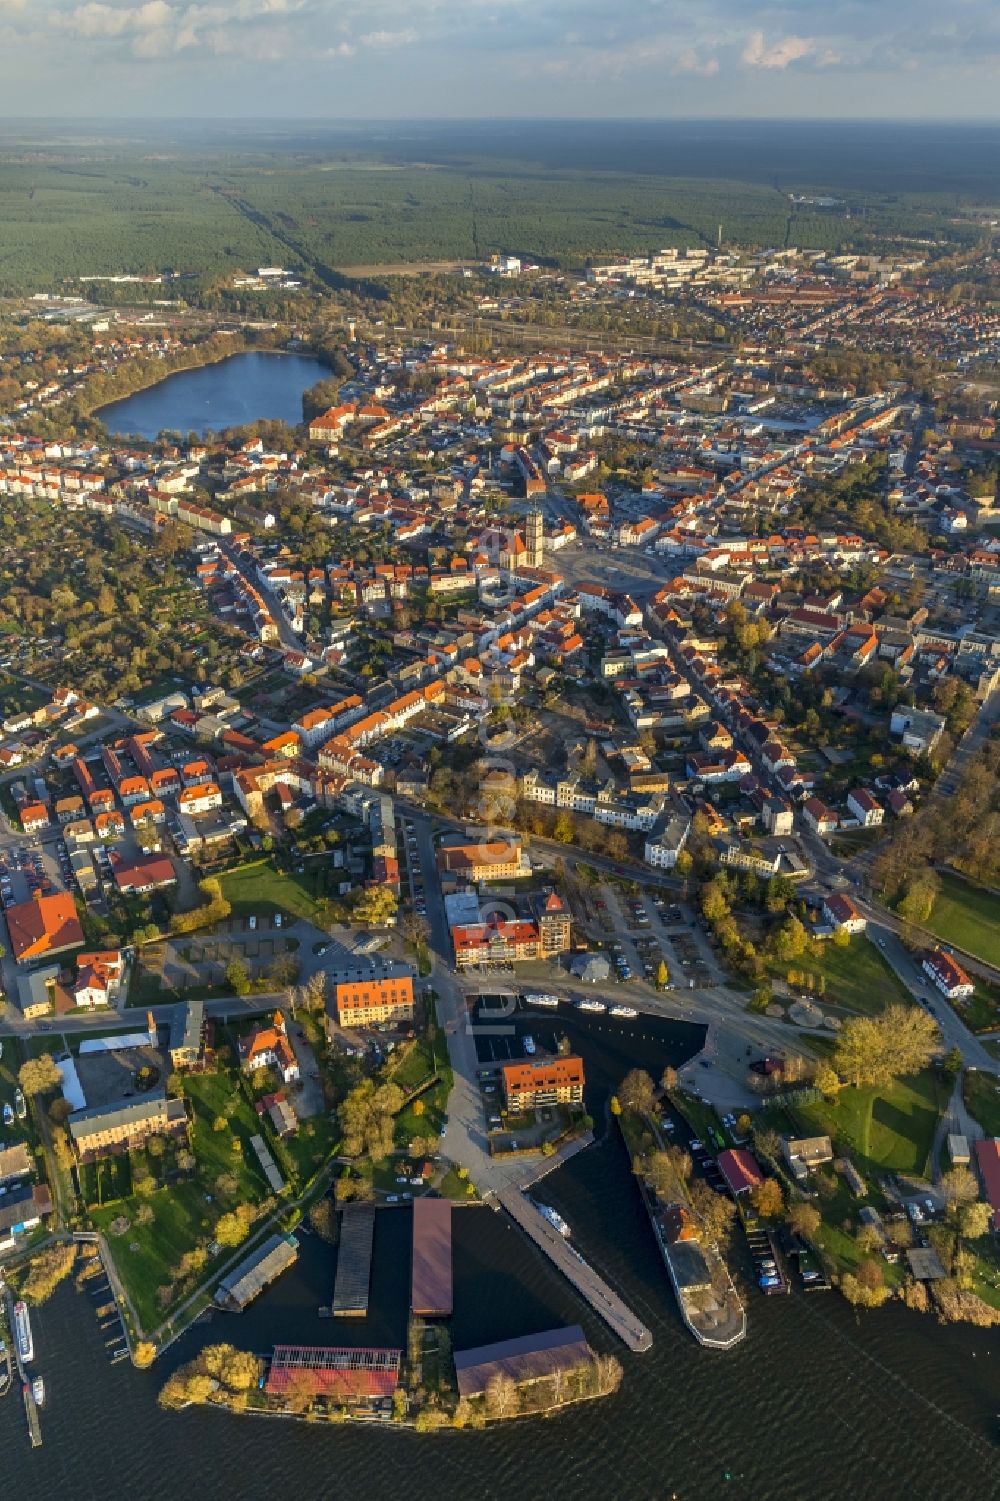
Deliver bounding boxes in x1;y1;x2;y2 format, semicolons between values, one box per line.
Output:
795;1069;947;1179
771;934;913;1017
924;872;1000;969
90;1067;272;1331
964;1071;1000;1138
218;859;325;925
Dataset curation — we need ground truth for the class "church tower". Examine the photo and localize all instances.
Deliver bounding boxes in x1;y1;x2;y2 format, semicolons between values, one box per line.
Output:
525;508;544;568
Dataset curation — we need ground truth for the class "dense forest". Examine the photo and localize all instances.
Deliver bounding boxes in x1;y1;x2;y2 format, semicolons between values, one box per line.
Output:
0;121;994;295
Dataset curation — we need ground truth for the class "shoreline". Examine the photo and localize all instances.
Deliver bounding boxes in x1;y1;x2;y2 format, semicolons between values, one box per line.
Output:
90;343;330;430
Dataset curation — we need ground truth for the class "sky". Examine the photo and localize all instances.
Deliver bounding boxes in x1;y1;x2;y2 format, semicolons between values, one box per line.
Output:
0;0;998;119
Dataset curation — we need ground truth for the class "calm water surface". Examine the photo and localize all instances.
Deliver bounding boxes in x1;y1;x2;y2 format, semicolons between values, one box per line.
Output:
96;351;330;439
3;1013;997;1501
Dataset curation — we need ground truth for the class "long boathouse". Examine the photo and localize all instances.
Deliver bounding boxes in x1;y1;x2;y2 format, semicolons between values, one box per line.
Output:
333;1203;376;1317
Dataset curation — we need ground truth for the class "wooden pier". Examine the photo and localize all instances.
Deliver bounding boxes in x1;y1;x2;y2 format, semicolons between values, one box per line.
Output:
496;1189;652;1353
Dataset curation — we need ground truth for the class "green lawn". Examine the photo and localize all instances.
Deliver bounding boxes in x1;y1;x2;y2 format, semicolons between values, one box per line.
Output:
389;1037;440;1094
948;980;1000;1036
218;859;325;925
794;1068;947;1178
964;1070;1000;1137
92;1179;235;1332
438;1165;478;1201
771;934;913;1017
395;1071;453;1149
924;872;1000;969
90;1066;273;1332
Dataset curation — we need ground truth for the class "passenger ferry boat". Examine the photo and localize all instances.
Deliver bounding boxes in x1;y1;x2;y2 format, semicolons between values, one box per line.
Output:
574;998;607;1014
13;1301;33;1364
608;1004;638;1019
536;1203;571;1237
523;993;560;1008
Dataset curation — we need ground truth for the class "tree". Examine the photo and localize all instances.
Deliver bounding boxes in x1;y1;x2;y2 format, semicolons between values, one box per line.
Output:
897;868;941;924
483;1371;519;1419
958;1201;992;1240
750;1178;784;1219
351;885;398;927
134;1341;157;1369
856;1223;884;1254
943;1046;963;1078
18;1053;62;1096
787;1202;821;1239
939;1166;979;1213
831;1004;939;1090
772;915;808;963
215;1207;252;1248
813;1061;842;1100
282;1368;318;1414
618;1068;656;1116
655;959;670;990
609;1095;622;1116
660;1065;677;1092
225;958;251;996
690;1178;737;1245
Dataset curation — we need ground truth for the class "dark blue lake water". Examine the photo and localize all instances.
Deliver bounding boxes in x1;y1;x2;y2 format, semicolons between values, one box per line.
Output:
96;351;329;439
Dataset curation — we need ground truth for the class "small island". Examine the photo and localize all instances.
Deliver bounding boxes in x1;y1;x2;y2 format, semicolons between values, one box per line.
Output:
159;1328;623;1430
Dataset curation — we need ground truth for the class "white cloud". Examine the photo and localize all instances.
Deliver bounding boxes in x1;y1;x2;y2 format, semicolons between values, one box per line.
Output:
675;49;719;76
742;29;816;69
66;1;172;37
358;28;417;49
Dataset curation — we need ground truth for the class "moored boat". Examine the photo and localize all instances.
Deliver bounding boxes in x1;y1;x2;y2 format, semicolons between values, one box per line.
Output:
535;1202;571;1237
13;1301;33;1364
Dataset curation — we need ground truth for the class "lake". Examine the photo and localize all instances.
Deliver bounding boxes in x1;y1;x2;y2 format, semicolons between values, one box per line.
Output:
3;1009;997;1500
4;1143;998;1500
96;351;330;440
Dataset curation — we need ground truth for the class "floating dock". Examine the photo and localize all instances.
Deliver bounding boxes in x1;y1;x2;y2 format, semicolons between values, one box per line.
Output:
22;1381;42;1447
496;1189;652;1353
332;1204;376;1317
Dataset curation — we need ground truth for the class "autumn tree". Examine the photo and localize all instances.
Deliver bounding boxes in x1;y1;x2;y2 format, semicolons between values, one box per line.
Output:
352;885;399;927
958;1201;992;1240
483;1371;520;1419
831;1004;938;1089
939;1166;979;1213
18;1053;62;1096
618;1068;657;1116
787;1202;822;1239
690;1178;737;1245
750;1177;784;1219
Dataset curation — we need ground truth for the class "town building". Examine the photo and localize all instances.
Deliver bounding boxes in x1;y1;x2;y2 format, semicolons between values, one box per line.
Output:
333;970;415;1029
239;1013;300;1084
6;891;84;964
68;1091;188;1158
822;894;867;934
501;1055;585;1111
922;949;975;999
